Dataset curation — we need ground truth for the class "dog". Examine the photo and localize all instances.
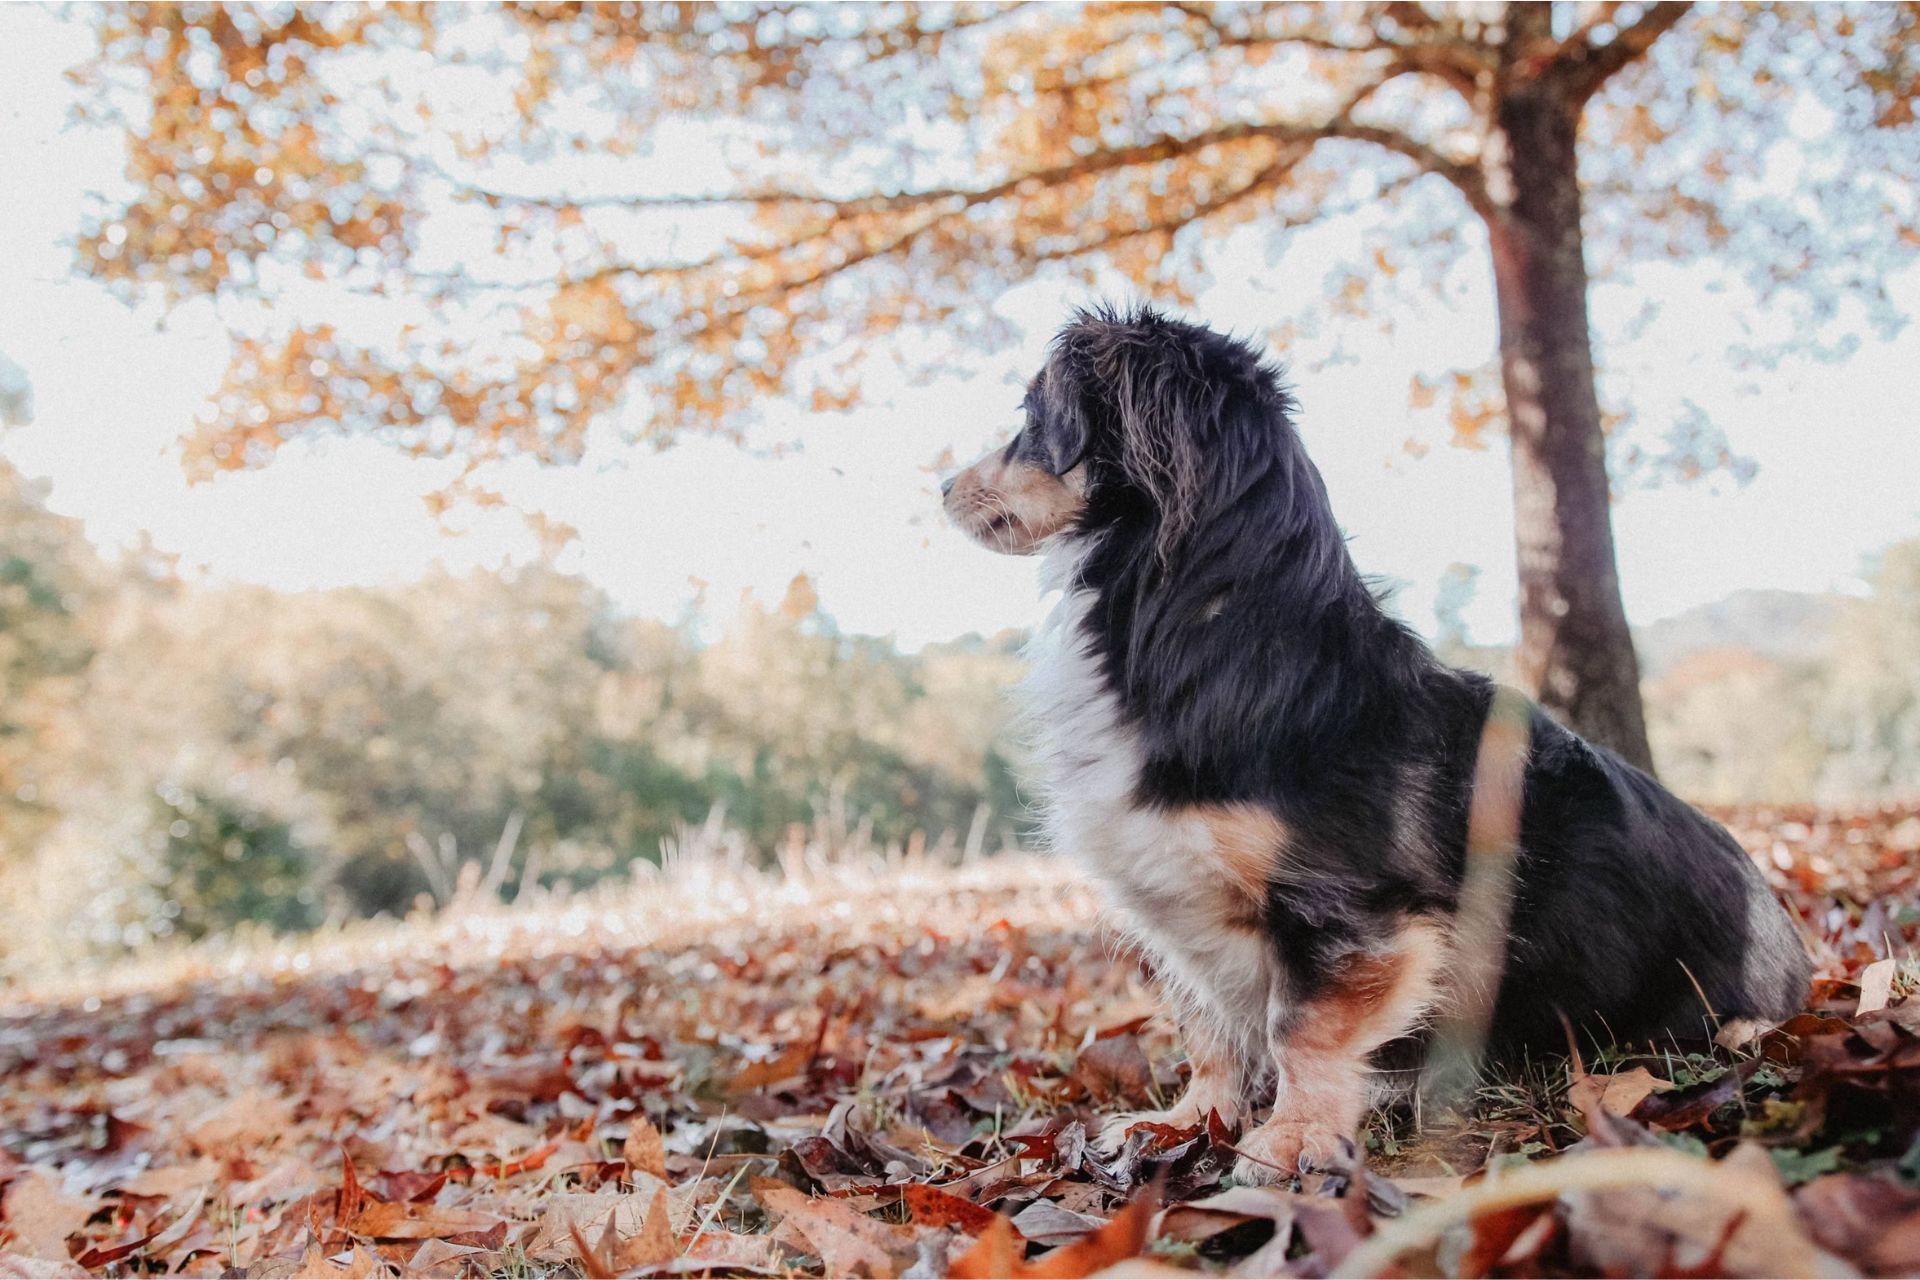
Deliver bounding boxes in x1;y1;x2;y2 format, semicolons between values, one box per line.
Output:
941;305;1811;1182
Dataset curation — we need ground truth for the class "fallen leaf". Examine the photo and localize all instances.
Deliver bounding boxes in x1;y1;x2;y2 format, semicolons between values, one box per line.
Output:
757;1183;907;1278
1458;1203;1555;1277
1796;1172;1920;1274
70;1232;157;1269
118;1159;220;1199
191;1090;295;1154
619;1187;677;1270
948;1215;1022;1279
520;1180;670;1262
902;1183;1003;1235
623;1114;668;1179
0;1172;93;1261
405;1238;490;1275
1628;1064;1747;1131
145;1185;207;1255
1569;1066;1675;1119
347;1201;504;1240
680;1229;785;1271
1074;1035;1153;1105
1858;957;1898;1017
1154;1184;1296;1244
727;1042;814;1093
0;1254;88;1278
1010;1199;1107;1248
952;1190;1154;1279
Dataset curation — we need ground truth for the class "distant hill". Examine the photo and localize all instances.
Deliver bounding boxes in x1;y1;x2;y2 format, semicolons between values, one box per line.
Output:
1634;588;1839;680
1436;587;1840;686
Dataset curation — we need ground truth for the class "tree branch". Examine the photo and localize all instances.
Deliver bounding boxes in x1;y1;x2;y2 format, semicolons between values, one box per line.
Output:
1555;1;1693;104
1164;1;1490;100
413;65;1493;315
448;80;1485;223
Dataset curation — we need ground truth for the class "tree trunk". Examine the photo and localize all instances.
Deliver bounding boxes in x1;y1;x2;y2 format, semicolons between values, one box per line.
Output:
1482;73;1656;773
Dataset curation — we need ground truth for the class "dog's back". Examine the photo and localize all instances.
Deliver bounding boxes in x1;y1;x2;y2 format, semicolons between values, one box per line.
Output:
1486;706;1811;1055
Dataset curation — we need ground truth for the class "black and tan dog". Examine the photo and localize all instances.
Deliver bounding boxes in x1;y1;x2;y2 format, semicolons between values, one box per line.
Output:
941;305;1809;1182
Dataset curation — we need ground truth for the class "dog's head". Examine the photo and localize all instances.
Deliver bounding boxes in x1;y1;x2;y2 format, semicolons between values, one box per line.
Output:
942;304;1292;559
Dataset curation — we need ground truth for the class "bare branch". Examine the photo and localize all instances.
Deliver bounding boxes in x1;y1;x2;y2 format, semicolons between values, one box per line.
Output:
1555;1;1693;104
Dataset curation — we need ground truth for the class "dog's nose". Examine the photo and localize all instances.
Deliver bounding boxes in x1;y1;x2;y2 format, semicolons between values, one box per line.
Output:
940;475;957;498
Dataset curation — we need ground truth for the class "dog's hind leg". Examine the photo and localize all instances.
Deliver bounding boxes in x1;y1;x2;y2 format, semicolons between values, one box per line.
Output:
1232;918;1447;1183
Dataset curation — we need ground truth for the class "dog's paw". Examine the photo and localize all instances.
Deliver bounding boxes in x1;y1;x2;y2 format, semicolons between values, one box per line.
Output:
1229;1117;1349;1185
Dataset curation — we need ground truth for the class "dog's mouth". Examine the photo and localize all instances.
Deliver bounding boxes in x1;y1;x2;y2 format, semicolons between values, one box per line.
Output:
943;454;1086;555
977;510;1018;538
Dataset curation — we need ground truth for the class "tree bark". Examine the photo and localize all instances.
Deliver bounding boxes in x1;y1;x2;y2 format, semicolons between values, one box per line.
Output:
1481;62;1656;772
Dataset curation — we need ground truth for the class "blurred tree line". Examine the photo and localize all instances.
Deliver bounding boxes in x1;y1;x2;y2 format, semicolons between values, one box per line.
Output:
1640;541;1920;807
5;453;1918;971
0;460;1026;973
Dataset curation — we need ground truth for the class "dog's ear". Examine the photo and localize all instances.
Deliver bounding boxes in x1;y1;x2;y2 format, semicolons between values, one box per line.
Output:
1041;391;1090;476
1084;311;1212;561
1033;357;1091;476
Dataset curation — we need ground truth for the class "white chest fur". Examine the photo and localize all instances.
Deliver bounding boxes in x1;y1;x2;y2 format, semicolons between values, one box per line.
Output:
1019;546;1275;1064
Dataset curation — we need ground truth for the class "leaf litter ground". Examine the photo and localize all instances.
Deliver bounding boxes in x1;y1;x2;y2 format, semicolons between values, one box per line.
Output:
3;802;1919;1277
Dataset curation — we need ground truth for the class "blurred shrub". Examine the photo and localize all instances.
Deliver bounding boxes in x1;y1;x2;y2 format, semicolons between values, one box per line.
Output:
155;788;322;938
0;461;1029;970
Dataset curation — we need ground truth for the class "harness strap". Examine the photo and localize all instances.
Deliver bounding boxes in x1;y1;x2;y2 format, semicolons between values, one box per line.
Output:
1421;683;1533;1107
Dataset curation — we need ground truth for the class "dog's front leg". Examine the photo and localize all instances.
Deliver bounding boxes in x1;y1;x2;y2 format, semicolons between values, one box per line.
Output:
1095;1010;1249;1151
1233;919;1446;1183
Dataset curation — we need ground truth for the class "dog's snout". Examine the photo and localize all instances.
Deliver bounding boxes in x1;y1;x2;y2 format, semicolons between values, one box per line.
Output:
940;475;957;498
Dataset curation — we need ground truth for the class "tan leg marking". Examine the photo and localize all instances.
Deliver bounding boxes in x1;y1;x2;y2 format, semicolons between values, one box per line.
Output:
1097;804;1288;1151
1097;1012;1247;1151
1234;920;1448;1183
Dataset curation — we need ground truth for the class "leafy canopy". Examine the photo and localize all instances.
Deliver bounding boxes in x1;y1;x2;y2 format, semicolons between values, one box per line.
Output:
73;3;1919;474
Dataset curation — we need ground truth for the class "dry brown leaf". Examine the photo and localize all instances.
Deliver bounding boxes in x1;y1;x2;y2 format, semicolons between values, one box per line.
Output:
347;1201;503;1240
1795;1172;1920;1274
0;1254;87;1279
623;1114;668;1179
1154;1184;1299;1244
948;1215;1023;1279
952;1193;1154;1279
119;1159;221;1200
190;1089;296;1154
680;1229;785;1270
757;1184;907;1278
726;1042;814;1092
404;1238;491;1276
0;1171;93;1262
1568;1066;1675;1119
1390;1174;1469;1200
332;1243;390;1278
902;1183;1004;1236
1074;1035;1154;1104
146;1186;207;1256
1857;957;1898;1016
618;1187;677;1270
1562;1143;1825;1277
519;1181;669;1262
252;1238;386;1279
1011;1200;1108;1248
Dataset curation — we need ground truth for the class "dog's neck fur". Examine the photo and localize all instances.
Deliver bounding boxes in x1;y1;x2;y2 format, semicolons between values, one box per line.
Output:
1050;450;1433;804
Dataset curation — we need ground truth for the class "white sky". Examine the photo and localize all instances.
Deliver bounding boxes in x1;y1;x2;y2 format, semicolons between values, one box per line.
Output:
3;8;1917;651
